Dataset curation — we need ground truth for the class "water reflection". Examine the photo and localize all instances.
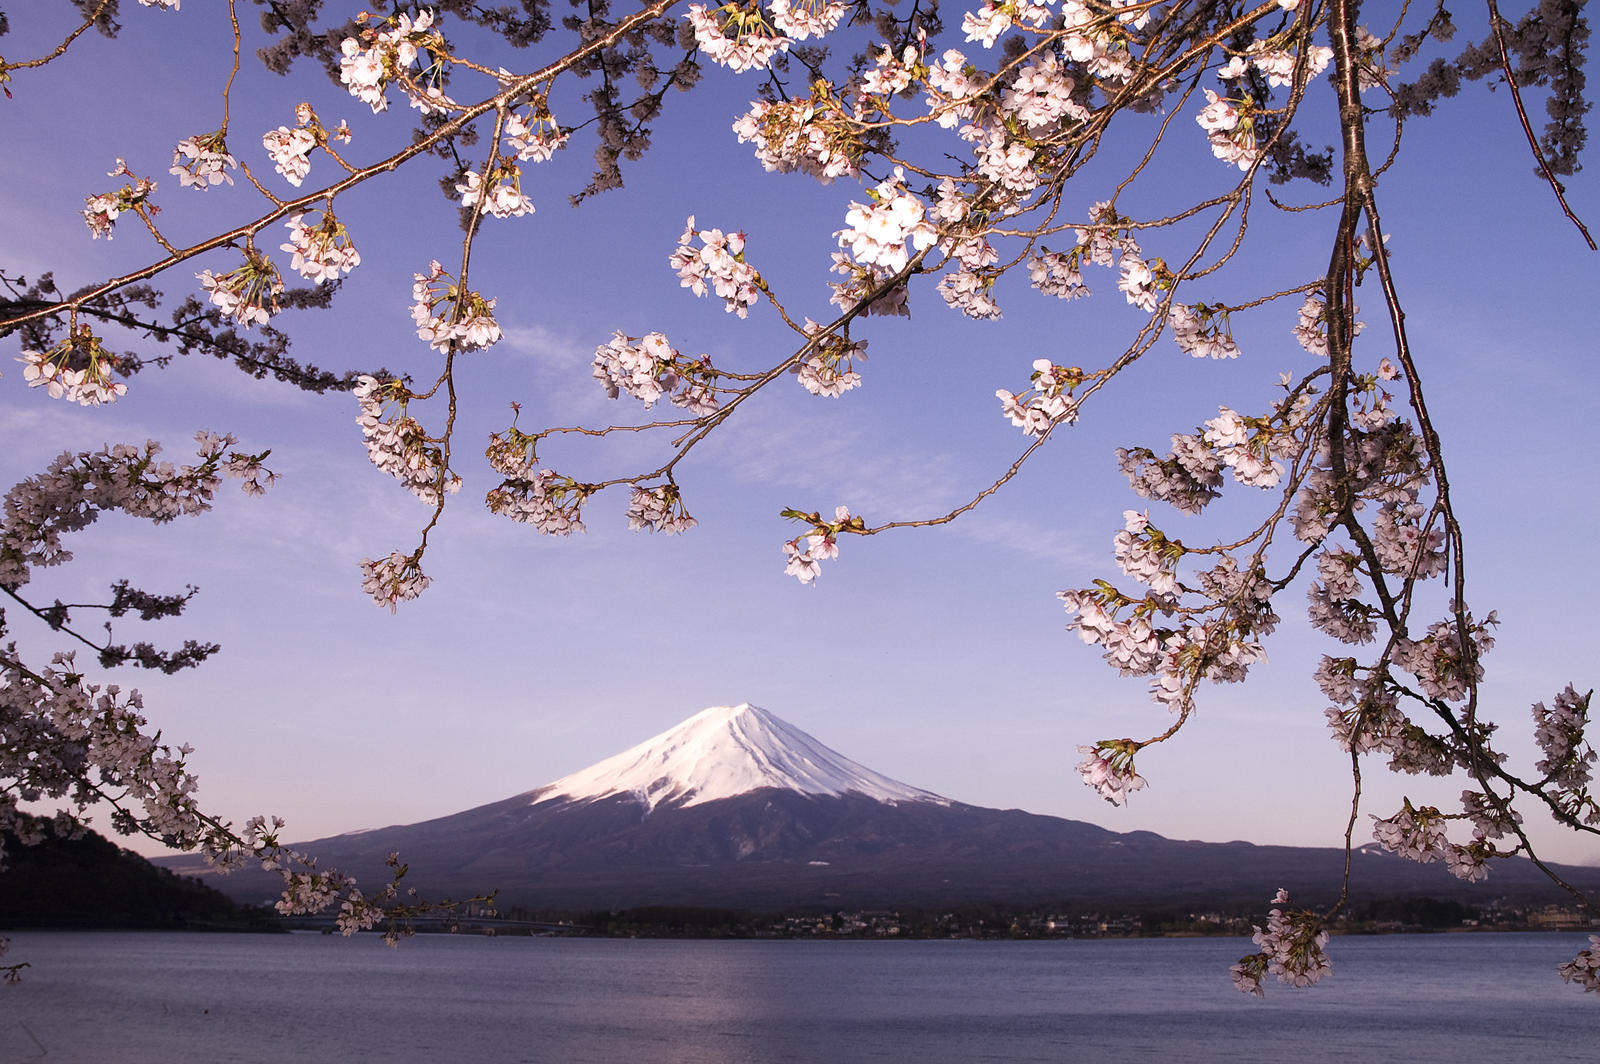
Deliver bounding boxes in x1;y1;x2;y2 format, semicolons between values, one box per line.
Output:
0;933;1592;1063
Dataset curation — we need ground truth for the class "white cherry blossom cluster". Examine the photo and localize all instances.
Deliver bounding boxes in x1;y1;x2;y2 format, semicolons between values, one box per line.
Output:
485;468;589;535
686;3;789;73
170;130;237;190
1001;52;1091;130
1201;406;1286;488
411;261;502;352
16;327;128;407
1392;613;1496;702
197;251;284;329
1075;743;1147;806
592;331;720;415
1292;292;1366;356
1114;510;1181;596
733;97;861;183
836;168;939;274
1027;247;1090;300
1071;204;1163;311
503;110;569;163
1557;936;1600;993
1058;589;1163;677
1370;801;1450;861
793;319;868;397
626;485;698;535
1169;303;1240;359
670;218;762;318
1216;38;1333;87
0;437;277;907
924;49;986;129
961;0;1056;49
1371;500;1447;578
966;120;1041;193
1305;547;1377;644
937;268;1002;319
339;9;441;113
1459;788;1525;842
828;254;910;317
352;375;460;505
861;43;921;97
456;164;535;218
1061;540;1274;724
996;359;1081;435
781;505;858;584
263;123;316;187
768;0;847;40
280;211;361;283
1353;24;1397;92
1195;89;1259;170
358;551;433;612
1532;685;1597;800
81;160;156;240
1370;801;1494;882
1290;425;1428;544
1114;435;1224;516
1151;621;1269;710
0;434;274;592
1324;688;1455;776
1231;890;1331;996
2;658;201;848
484;433;590;536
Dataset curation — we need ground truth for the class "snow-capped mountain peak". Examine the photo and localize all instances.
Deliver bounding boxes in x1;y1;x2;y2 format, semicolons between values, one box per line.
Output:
534;703;947;813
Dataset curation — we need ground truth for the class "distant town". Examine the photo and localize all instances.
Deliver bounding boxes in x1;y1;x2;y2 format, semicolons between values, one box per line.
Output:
275;899;1600;940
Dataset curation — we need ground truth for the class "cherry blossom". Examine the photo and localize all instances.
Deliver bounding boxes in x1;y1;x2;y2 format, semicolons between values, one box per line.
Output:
170;131;237;190
353;375;460;505
734;98;862;183
456;165;535;219
1557;936;1600;992
593;331;720;414
1169;304;1240;359
263;124;316;187
359;551;433;613
504;111;569;163
626;484;698;534
81;160;156;240
686;4;789;73
836;168;939;274
792;319;867;396
338;10;439;113
996;359;1081;435
411;261;501;352
16;327;128;407
780;505;858;584
767;0;847;40
1076;743;1147;806
1028;248;1090;300
197;251;283;328
1232;890;1332;996
1195;90;1259;169
670;218;762;317
280;212;361;283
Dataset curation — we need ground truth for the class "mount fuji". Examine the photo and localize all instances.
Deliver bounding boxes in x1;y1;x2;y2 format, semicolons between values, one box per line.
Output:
531;704;947;812
161;703;1600;910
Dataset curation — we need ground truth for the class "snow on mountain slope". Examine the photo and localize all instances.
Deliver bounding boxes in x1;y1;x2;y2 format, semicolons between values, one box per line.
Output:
533;703;947;813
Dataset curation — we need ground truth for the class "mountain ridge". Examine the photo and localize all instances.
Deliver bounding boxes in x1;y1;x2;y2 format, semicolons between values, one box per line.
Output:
155;704;1600;911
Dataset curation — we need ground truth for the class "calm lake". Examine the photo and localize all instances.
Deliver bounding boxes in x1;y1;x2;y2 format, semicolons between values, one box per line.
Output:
0;931;1593;1062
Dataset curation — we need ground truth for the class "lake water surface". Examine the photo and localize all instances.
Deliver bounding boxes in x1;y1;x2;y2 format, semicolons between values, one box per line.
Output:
0;931;1593;1063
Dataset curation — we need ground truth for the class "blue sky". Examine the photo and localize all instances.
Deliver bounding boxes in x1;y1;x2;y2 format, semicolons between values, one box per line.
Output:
2;3;1598;870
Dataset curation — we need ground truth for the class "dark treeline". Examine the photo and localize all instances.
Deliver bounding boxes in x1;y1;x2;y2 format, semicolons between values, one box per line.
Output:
0;819;281;932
